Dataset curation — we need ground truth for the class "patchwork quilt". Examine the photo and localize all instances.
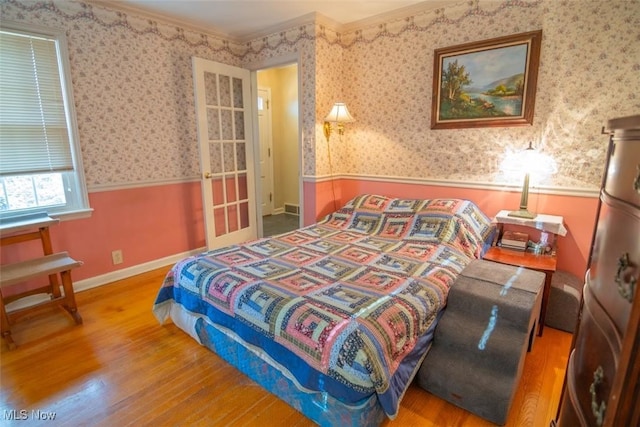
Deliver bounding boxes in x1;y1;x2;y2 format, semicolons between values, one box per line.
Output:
153;194;494;418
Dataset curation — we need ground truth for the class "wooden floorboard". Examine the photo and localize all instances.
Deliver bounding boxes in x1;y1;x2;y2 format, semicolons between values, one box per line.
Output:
0;265;572;426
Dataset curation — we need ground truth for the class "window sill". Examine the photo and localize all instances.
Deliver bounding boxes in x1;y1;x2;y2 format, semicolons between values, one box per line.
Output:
50;208;94;222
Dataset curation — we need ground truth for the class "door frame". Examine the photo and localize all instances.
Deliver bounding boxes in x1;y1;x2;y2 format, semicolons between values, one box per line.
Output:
247;52;303;236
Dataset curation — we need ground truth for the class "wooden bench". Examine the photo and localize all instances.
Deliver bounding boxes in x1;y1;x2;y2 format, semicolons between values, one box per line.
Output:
0;215;83;349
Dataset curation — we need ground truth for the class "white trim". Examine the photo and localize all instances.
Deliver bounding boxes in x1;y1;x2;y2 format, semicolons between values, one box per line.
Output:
241;12;321;43
87;0;233;42
296;64;304;228
50;208;94;222
86;3;332;44
74;247;204;292
5;247;205;312
251;71;264;239
301;173;600;198
341;1;463;33
303;174;335;183
248;53;304;232
88;173;598;199
244;51;300;72
87;0;457;44
88;177;200;193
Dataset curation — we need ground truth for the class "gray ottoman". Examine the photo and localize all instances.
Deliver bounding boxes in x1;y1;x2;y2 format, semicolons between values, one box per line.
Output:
416;260;544;425
544;270;582;332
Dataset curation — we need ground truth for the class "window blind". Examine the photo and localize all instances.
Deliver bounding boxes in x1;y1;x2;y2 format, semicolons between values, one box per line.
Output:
0;30;74;176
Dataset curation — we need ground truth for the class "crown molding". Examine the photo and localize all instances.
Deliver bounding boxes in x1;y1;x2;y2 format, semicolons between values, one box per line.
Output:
83;0;459;45
86;0;237;43
314;12;345;33
340;0;463;33
239;12;343;42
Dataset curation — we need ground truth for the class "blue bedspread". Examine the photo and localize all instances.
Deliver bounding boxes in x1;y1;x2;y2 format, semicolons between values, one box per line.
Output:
153;195;493;419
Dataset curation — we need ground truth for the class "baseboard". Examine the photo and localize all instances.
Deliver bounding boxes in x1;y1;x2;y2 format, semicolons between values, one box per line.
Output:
5;247;206;312
75;247;206;292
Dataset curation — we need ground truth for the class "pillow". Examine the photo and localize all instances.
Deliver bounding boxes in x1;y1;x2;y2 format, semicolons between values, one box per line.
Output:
344;194;394;212
319;195;494;255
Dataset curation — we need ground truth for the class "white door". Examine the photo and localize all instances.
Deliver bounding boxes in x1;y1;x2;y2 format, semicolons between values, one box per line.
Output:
192;57;257;249
258;87;274;216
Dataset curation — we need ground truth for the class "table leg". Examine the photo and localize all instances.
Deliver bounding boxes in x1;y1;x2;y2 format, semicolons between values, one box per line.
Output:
538;271;553;336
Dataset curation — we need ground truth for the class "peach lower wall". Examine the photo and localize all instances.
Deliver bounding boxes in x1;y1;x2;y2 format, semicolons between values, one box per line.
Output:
305;178;599;281
303;180;340;225
2;178;597;298
1;182;205;296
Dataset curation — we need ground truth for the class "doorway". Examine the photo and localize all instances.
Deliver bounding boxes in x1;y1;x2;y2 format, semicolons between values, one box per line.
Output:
256;64;300;237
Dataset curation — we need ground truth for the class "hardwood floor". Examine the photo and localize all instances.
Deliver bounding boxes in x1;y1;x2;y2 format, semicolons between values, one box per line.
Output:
0;265;572;426
262;213;300;237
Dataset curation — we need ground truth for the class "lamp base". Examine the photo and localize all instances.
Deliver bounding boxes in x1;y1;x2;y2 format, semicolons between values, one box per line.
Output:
507;209;536;219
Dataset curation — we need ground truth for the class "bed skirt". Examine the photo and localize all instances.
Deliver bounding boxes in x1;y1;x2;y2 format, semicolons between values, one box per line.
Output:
159;301;387;426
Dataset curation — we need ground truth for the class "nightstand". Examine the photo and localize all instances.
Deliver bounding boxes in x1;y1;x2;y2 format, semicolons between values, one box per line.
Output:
483;210;567;336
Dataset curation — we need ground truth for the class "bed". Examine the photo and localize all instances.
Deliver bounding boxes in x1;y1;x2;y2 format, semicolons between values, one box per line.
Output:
153;194;494;425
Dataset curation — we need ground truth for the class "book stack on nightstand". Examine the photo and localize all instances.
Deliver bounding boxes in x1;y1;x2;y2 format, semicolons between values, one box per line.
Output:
499;230;528;251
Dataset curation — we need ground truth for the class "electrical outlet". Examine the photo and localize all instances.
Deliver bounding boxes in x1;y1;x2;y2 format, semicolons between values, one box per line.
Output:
111;249;123;265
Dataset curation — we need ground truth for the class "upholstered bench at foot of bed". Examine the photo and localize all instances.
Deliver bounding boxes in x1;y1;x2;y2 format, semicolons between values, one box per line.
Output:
416;259;544;426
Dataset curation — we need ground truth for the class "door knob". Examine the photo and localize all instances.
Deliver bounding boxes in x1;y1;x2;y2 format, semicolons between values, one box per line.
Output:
204;172;213;179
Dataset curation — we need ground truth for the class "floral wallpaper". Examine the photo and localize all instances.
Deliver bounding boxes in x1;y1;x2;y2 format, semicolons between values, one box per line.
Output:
1;0;244;189
328;3;543;182
241;32;318;176
319;0;640;189
1;0;639;192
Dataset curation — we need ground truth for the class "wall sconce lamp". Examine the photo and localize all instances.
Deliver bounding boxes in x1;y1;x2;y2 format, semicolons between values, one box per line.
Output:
323;102;355;142
501;141;557;219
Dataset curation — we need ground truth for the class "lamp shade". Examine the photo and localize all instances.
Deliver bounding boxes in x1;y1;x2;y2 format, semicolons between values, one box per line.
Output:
324;103;355;123
500;142;557;184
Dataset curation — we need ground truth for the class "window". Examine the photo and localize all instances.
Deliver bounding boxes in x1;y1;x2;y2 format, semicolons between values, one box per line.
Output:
0;22;90;219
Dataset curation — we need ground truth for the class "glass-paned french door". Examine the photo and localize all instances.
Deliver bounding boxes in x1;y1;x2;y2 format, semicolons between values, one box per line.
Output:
192;58;256;248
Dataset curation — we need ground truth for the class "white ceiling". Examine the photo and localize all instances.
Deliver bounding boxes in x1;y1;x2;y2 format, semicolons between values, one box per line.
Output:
111;0;438;40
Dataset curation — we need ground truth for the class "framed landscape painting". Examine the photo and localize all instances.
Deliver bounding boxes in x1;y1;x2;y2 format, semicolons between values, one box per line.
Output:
431;30;542;129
